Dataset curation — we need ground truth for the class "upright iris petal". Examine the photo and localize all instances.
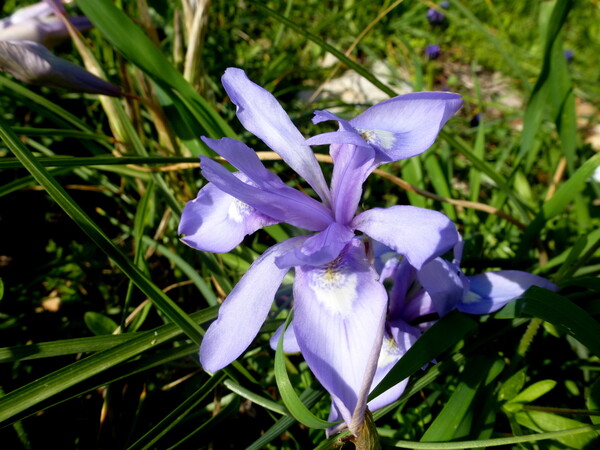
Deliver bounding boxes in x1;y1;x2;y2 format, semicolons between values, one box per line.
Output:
221;68;331;205
306;91;463;163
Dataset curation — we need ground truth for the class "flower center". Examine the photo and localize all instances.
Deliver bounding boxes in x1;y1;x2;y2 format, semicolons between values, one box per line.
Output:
308;258;358;315
356;128;396;150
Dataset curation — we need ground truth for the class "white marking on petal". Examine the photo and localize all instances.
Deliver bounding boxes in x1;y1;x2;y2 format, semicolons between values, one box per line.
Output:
357;128;396;150
377;335;401;368
307;258;358;316
227;199;254;223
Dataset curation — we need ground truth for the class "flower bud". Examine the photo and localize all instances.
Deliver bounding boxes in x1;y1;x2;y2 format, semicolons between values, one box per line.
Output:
0;40;120;96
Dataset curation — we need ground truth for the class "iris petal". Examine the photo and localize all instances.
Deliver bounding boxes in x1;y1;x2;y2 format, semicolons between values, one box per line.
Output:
329;143;378;225
367;320;420;412
178;175;278;253
269;321;301;353
221;68;330;204
352;206;459;269
201;137;281;188
200;156;333;231
458;271;559;315
292;239;387;432
306;92;462;163
275;222;355;268
417;258;466;317
199;236;307;372
350;92;463;161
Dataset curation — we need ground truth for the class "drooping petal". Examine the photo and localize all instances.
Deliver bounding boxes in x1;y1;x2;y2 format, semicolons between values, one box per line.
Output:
178;175;279;253
200;156;333;231
458;271;559;315
329;143;378;225
221;68;330;204
306;92;463;163
292;239;387;433
352;206;459;270
274;222;355;268
199;237;306;372
417;257;466;317
367;320;420;412
269;321;301;353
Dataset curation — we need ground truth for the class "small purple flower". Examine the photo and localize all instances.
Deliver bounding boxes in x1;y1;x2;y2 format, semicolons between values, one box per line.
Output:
0;40;120;96
427;8;445;25
564;49;574;63
425;44;441;60
180;68;462;433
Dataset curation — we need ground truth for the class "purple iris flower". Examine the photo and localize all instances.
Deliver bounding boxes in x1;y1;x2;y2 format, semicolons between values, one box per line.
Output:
179;68;462;433
340;239;560;422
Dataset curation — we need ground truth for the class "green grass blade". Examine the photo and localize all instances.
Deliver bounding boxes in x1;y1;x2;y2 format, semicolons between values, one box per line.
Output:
274;314;333;429
127;371;227;450
0;116;205;345
0;156;199;169
250;1;396;98
518;0;574;162
520;152;600;254
0;334;148;363
498;287;600;358
245;387;325;450
75;0;235;140
421;356;494;442
369;312;477;400
0;308;217;423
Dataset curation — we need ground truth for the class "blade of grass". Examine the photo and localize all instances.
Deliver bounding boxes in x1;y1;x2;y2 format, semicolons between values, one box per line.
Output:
274;313;333;429
75;0;235;141
127;371;227;450
369;312;477;400
520;152;600;254
0;307;217;423
0;116;205;345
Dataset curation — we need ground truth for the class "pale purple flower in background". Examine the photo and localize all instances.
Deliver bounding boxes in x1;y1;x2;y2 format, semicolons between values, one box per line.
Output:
179;68;462;433
0;2;54;29
0;1;90;47
0;40;120;96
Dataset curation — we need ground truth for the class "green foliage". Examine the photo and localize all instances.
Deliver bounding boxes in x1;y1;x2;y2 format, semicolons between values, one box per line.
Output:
0;0;599;448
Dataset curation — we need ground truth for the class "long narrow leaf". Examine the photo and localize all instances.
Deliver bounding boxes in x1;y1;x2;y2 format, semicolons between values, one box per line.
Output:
0;117;205;345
